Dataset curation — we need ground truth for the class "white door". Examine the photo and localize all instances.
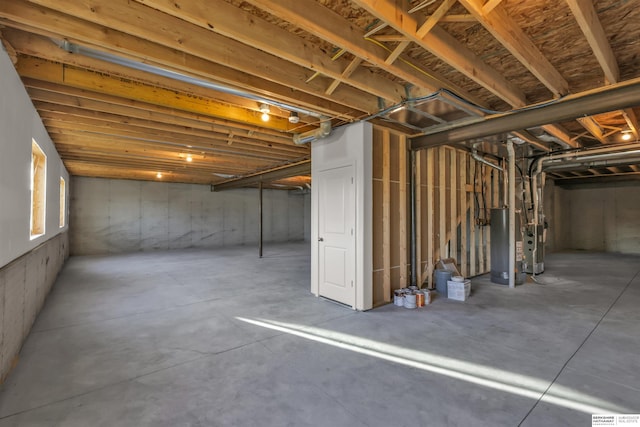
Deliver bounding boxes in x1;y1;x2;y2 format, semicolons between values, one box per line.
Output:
317;164;356;307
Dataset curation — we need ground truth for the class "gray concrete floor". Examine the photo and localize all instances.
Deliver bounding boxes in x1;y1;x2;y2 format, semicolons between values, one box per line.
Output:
0;243;638;426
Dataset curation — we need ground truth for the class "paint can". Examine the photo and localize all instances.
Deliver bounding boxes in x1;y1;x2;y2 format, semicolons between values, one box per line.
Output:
404;292;417;309
423;289;432;305
393;289;404;306
416;291;425;307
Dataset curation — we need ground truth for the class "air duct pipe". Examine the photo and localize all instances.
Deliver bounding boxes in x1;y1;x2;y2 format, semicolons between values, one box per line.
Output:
544;155;640;172
55;39;333;144
531;143;640;227
293;118;332;145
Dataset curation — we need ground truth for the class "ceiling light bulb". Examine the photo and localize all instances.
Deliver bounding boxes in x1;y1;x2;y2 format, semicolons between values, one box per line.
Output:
261;112;270;122
622;132;632;141
156;172;162;179
186;155;193;162
288;111;300;124
259;103;270;114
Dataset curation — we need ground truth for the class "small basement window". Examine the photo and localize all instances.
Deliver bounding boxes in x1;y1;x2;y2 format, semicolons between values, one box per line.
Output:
59;177;66;228
30;139;46;239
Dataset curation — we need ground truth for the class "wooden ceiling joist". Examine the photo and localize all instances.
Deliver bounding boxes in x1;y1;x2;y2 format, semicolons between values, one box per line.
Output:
17;56;300;132
0;0;368;118
457;0;569;97
243;0;487;108
565;0;619;85
24;81;296;142
135;0;406;105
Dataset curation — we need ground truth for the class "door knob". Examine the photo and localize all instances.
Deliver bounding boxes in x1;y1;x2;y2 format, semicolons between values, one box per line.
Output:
318;237;324;242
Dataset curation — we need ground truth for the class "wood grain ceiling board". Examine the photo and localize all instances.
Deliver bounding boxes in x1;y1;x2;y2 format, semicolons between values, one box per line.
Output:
0;0;638;185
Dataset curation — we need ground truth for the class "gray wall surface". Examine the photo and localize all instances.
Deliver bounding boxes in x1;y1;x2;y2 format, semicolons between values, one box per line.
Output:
548;181;640;254
0;232;68;383
70;177;309;255
543;181;571;252
0;42;69;268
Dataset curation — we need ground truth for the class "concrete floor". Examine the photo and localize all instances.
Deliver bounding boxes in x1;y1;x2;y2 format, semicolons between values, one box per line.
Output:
0;243;638;426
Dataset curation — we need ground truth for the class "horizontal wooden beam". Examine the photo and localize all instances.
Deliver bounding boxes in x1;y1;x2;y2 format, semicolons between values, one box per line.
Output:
243;0;487;108
17;56;298;132
0;0;368;117
24;80;294;141
135;0;406;104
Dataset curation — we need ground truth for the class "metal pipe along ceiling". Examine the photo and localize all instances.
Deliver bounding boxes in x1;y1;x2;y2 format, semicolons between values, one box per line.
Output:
411;77;640;149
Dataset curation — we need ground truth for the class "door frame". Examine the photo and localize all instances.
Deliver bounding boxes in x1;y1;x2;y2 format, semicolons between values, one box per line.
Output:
310;122;373;311
315;162;357;308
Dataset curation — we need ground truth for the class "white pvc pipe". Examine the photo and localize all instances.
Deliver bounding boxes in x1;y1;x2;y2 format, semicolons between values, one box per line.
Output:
507;141;516;289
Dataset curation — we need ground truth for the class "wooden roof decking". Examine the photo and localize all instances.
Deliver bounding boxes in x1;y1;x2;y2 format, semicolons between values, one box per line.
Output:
0;0;639;186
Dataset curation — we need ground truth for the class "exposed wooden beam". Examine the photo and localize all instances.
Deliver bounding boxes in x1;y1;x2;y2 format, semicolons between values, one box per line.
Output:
212;160;311;191
623;109;639;139
352;0;527;107
384;40;411;65
135;0;405;104
439;14;476;23
243;0;487;108
0;0;370;117
41;115;306;158
577;117;609;144
50;131;290;164
457;0;569;97
34;100;297;148
416;0;457;39
17;56;298;132
482;0;503;15
565;0;620;84
326;57;363;96
25;80;295;141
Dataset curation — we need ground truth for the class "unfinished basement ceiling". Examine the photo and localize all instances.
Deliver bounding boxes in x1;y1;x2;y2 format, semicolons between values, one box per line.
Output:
0;0;639;186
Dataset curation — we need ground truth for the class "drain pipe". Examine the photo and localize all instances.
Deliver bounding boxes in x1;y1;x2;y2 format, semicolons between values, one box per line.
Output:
293;118;332;145
410;150;417;287
507;141;516;289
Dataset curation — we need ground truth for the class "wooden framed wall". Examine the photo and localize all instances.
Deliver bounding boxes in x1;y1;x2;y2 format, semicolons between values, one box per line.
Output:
372;125;501;306
417;146;501;288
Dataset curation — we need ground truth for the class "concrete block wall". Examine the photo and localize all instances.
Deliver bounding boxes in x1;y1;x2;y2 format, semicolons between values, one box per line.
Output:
70;177;308;255
0;233;68;383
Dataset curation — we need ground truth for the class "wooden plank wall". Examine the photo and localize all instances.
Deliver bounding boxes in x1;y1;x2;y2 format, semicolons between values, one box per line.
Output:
372;125;501;306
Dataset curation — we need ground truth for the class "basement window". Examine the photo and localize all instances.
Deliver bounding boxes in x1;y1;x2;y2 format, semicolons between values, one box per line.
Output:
59;177;66;228
30;139;46;239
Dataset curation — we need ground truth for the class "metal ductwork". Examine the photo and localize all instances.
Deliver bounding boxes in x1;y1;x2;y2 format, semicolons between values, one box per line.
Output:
293;119;332;145
411;76;640;149
471;145;503;171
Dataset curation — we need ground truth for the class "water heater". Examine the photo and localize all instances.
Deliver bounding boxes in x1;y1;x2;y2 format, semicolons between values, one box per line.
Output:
490;208;526;285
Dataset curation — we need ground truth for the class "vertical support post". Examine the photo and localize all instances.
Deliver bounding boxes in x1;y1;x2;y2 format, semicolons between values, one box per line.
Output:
426;149;434;288
410;149;417;287
507;141;516;288
399;136;408;288
259;181;263;258
382;130;391;300
449;149;457;260
460;153;467;277
415;151;422;284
